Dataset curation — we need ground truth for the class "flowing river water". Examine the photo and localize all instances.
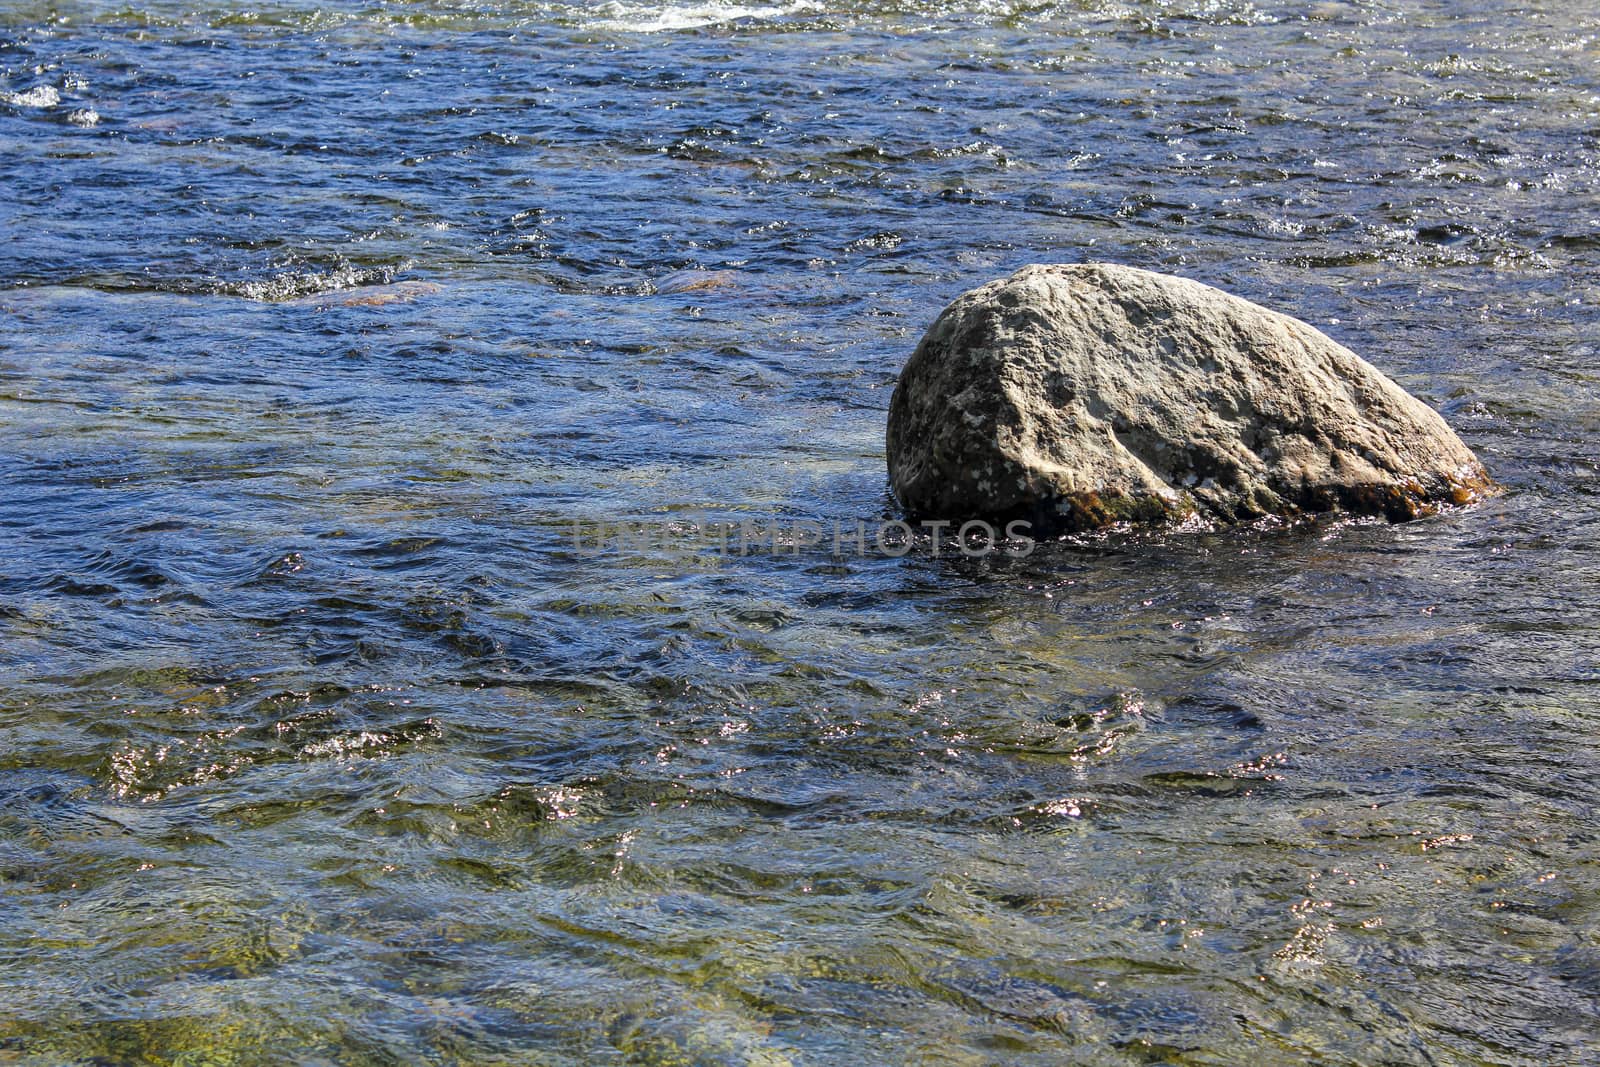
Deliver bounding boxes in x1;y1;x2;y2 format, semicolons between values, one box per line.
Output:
2;1;1599;1063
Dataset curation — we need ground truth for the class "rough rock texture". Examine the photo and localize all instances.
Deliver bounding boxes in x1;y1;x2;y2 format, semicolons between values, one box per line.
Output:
887;263;1495;532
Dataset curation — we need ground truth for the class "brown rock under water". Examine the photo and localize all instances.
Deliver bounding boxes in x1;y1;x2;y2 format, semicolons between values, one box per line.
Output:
655;270;740;295
285;281;443;309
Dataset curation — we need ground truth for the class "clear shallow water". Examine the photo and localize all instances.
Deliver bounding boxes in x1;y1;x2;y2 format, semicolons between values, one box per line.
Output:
2;0;1599;1062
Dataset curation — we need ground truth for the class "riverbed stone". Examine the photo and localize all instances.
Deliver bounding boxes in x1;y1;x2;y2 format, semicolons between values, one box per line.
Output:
283;280;443;309
886;263;1495;533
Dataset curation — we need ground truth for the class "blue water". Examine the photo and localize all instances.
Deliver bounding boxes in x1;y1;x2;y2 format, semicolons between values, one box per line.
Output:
3;1;1599;1063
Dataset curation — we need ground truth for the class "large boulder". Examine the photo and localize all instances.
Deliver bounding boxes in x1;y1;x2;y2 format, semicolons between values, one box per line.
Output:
887;263;1495;533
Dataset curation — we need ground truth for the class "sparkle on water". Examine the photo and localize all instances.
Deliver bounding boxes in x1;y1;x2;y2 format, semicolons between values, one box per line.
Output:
2;0;1599;1063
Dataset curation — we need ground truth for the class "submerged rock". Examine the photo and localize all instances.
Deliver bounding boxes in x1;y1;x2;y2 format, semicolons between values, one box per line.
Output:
656;269;741;295
282;280;443;309
887;263;1495;533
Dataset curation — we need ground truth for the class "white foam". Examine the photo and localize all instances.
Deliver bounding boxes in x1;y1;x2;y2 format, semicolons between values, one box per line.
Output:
590;0;820;33
233;261;402;303
2;85;60;108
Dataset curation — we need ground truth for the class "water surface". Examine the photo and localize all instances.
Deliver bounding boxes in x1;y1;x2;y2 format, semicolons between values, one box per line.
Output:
3;0;1599;1063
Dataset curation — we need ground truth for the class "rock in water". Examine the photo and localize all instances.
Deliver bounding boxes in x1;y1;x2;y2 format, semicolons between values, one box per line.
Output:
887;263;1495;533
282;281;443;309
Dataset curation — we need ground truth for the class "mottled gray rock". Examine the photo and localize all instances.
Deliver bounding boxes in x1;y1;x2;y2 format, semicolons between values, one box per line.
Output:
887;263;1495;533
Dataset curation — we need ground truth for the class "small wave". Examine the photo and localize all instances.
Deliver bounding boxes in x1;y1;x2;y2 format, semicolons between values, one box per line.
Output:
104;711;446;801
2;85;59;108
228;260;406;303
589;0;821;32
